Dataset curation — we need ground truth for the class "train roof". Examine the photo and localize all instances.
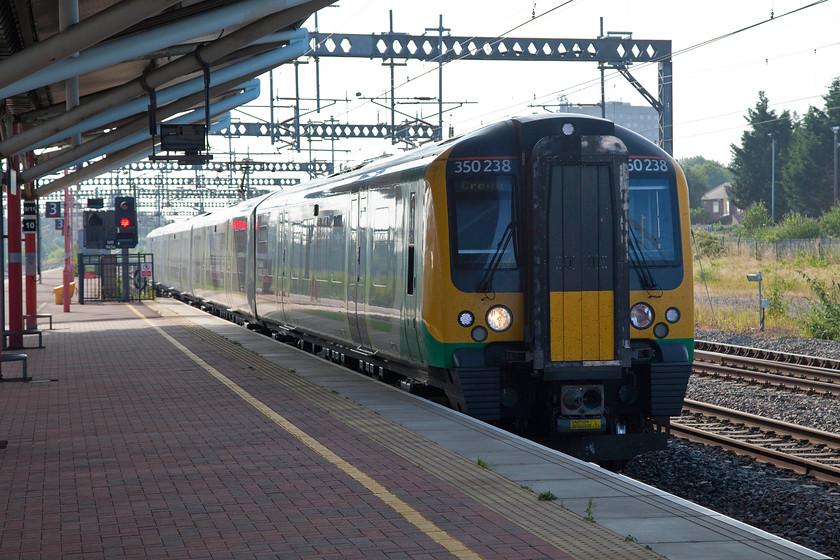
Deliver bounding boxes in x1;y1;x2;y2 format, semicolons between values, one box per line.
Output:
147;114;673;239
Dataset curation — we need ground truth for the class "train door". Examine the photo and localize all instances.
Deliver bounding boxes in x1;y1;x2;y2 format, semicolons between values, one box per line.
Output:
348;193;371;348
276;207;288;323
402;188;423;362
529;135;629;371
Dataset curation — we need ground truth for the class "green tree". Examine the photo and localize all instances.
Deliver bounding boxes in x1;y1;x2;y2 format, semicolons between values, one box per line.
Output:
781;77;840;217
729;92;795;218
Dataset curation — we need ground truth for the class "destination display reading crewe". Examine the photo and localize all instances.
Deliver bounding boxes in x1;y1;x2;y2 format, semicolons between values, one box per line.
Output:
453;179;513;193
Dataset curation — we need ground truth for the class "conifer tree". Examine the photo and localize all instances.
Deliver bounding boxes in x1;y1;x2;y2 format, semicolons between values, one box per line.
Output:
729;92;794;218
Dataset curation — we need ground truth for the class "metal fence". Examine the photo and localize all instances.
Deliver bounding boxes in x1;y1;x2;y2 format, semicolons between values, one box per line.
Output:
700;236;840;262
77;253;155;303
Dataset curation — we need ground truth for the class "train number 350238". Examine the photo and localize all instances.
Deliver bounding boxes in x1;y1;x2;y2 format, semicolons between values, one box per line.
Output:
451;159;514;173
629;158;670;173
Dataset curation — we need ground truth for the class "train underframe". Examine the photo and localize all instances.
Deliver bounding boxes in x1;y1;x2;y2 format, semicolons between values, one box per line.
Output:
156;288;689;463
444;342;692;462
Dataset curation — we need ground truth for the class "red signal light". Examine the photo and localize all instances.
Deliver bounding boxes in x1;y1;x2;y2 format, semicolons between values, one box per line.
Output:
119;217;132;228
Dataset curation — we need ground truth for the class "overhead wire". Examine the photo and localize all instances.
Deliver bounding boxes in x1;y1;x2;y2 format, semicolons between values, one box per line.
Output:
471;0;832;136
313;0;581;121
286;0;834;161
435;0;831;141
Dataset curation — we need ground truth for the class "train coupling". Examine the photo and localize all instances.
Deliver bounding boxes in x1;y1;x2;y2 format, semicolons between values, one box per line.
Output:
554;384;607;434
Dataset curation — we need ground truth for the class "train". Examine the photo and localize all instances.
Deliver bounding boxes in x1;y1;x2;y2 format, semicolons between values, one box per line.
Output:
147;114;694;461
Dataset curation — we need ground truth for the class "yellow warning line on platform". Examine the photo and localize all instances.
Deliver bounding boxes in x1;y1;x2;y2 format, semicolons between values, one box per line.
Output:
128;304;483;560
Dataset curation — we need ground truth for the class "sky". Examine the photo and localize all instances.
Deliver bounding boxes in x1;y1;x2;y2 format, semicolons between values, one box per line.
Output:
219;0;840;168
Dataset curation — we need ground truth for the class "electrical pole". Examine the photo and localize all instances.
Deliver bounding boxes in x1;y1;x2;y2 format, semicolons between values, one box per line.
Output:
833;126;839;206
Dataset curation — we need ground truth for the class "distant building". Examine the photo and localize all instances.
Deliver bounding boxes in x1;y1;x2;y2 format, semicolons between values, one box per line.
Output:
701;182;741;224
557;101;659;143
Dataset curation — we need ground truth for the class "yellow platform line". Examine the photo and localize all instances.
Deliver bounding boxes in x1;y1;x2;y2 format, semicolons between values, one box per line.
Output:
128;304;483;560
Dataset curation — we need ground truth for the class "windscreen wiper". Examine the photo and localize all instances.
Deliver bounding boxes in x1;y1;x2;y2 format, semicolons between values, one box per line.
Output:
629;226;658;292
477;221;516;297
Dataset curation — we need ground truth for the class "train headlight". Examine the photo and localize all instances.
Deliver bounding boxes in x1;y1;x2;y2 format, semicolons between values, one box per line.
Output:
457;310;475;327
471;326;488;342
665;307;681;323
653;322;669;339
486;305;512;332
630;303;654;330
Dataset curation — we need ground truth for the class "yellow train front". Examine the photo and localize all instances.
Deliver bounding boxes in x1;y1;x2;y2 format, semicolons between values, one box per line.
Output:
420;114;693;461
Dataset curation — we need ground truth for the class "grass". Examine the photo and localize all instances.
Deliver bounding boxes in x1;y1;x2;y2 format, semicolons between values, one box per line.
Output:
693;250;840;339
584;498;597;523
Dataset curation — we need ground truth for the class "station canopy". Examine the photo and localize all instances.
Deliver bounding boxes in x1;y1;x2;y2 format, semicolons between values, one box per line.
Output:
0;0;333;198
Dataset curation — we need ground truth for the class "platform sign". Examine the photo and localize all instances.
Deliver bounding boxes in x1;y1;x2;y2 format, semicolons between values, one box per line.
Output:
45;201;61;218
140;262;153;277
23;201;37;233
55;218;64;231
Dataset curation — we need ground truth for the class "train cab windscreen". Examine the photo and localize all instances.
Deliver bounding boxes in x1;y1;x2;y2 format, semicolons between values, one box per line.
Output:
628;177;681;289
449;175;520;292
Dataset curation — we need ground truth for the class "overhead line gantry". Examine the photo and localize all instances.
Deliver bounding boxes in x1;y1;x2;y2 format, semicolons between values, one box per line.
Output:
219;20;673;153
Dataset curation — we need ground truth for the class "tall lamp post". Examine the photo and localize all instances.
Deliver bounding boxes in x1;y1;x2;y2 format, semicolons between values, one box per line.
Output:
769;133;776;221
833;126;839;206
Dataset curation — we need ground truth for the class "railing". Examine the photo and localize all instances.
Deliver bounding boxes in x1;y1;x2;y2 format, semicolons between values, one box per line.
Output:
77;253;155;303
697;235;840;262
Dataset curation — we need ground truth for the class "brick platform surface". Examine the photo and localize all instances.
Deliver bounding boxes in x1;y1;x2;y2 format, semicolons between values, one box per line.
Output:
1;274;618;560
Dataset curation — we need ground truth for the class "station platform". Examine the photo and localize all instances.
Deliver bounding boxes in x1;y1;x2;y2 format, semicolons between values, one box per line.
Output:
0;270;828;559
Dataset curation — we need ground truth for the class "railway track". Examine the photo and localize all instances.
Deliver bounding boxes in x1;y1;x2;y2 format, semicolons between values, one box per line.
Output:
695;339;840;370
673;340;840;482
693;339;840;397
671;399;840;483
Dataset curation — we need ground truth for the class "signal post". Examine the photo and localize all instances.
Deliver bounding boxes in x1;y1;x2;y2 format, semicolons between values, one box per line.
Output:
63;185;73;313
114;196;138;302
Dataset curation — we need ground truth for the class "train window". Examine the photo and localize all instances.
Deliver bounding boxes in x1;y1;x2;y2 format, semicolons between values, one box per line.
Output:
628;178;678;266
450;175;517;270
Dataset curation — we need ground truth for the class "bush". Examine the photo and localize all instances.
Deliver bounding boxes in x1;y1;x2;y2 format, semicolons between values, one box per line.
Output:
741;202;772;236
690;207;710;225
820;203;840;237
765;276;793;318
799;275;840;340
691;228;727;258
763;212;821;242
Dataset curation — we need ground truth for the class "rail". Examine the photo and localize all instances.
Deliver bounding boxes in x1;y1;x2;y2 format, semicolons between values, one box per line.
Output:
672;399;840;483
